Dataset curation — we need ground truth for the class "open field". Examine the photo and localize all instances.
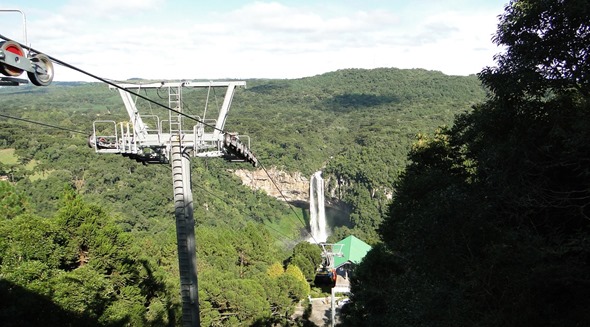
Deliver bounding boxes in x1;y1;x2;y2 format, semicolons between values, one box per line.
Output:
0;148;18;165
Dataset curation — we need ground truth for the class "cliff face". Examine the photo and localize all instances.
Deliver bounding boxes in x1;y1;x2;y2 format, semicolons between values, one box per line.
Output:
232;168;310;203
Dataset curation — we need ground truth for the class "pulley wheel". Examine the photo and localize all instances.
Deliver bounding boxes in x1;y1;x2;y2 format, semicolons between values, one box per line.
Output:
27;53;54;86
0;41;25;76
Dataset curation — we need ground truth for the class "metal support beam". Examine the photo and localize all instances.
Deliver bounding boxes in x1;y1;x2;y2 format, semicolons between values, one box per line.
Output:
212;82;240;140
0;9;28;47
117;89;148;141
171;136;200;327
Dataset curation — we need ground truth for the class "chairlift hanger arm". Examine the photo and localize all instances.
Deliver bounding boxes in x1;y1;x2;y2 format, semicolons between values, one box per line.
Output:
0;9;27;46
0;11;54;86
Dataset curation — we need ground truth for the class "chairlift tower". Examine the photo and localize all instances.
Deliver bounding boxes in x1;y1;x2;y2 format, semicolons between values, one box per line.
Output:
90;80;257;327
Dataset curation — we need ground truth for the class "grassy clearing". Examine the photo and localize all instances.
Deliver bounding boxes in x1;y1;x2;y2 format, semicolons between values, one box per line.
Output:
29;169;54;182
0;148;18;165
264;206;309;248
0;149;51;181
25;159;38;170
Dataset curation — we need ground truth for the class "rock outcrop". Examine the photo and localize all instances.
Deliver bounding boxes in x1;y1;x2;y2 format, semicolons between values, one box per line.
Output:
232;168;309;203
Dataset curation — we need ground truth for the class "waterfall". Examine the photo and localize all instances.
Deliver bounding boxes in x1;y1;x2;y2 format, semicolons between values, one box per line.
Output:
309;171;328;243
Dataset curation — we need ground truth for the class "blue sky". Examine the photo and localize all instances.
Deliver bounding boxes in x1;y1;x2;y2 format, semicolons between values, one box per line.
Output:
1;0;508;81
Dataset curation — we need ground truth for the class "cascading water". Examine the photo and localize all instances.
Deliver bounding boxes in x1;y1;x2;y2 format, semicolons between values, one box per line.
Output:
309;171;328;243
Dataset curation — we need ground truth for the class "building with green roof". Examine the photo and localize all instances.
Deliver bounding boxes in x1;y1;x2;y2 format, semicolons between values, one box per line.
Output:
328;235;372;323
333;235;372;269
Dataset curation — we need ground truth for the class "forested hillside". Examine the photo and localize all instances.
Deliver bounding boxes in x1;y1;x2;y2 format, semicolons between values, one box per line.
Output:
231;68;485;243
344;1;590;326
0;67;485;326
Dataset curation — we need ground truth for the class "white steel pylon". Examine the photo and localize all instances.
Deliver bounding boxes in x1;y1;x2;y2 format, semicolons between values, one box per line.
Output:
90;80;257;327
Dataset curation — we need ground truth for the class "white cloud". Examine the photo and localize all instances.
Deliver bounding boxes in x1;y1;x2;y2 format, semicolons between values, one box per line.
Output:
6;1;505;81
61;0;164;18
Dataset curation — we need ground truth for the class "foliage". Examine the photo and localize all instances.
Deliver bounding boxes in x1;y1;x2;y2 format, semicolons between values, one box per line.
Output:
0;188;176;326
283;264;311;299
288;241;323;281
1;67;484;243
344;1;590;326
199;271;271;326
267;262;285;279
231;68;484;240
0;180;28;219
480;0;590;100
0;61;487;324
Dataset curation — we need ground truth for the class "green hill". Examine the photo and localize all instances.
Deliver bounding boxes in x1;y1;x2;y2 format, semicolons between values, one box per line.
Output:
0;67;486;325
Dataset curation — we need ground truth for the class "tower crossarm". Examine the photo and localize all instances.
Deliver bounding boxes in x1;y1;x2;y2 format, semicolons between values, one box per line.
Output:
91;80;256;165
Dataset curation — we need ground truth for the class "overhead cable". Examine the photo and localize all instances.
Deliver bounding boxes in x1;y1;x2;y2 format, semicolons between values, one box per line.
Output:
0;113;87;135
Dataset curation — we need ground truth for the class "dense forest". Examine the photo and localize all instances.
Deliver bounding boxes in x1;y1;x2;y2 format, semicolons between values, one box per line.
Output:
4;0;586;325
343;0;590;326
0;65;482;325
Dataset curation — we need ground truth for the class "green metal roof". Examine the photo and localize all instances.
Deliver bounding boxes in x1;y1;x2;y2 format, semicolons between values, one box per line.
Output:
333;235;372;268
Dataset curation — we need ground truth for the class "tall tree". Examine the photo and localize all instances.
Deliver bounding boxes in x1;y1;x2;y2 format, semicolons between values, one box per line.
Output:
0;180;27;219
480;0;590;99
288;241;323;281
344;0;590;326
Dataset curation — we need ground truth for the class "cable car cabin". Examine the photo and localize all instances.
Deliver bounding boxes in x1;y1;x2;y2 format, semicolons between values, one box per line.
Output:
314;268;337;286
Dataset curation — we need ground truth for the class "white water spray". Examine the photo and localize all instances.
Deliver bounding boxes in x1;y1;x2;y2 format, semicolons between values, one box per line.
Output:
309;171;328;243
